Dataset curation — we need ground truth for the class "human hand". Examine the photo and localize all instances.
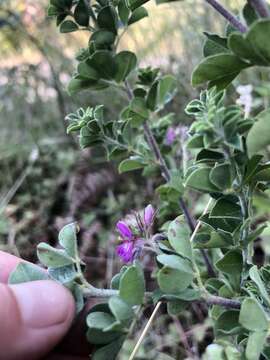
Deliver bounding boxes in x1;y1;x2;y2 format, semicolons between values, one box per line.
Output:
0;251;91;360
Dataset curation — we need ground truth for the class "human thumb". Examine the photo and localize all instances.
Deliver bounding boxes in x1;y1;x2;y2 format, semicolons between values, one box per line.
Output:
0;280;75;360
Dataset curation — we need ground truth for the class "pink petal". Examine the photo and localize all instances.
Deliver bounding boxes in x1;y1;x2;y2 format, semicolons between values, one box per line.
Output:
116;221;133;240
144;204;155;227
116;242;134;263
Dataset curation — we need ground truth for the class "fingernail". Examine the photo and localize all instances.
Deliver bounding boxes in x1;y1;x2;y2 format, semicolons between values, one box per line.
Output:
11;280;75;329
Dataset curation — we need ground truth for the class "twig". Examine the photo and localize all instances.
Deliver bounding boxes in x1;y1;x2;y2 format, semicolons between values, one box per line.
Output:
205;295;241;309
128;301;162;360
248;0;270;18
143;122;171;181
205;0;248;33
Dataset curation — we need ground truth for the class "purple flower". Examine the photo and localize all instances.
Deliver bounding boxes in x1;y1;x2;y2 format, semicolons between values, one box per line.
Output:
116;241;134;263
165;127;176;146
144;204;155;227
116;221;133;240
116;218;146;263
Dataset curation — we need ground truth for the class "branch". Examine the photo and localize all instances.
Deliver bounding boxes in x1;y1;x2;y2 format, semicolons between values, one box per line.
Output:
83;286;241;310
82;287;118;298
205;0;248;33
143;122;171;182
205;295;241;309
248;0;270;18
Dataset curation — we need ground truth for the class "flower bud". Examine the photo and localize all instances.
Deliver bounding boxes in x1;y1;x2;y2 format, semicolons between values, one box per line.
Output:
144;204;155;227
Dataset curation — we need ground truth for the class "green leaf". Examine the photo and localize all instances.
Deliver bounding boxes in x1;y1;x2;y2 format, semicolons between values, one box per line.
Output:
215;310;242;336
228;33;265;66
246;19;270;65
97;5;118;34
37;243;74;268
86;311;122;345
246;331;267;360
111;266;128;290
247;109;270;157
48;265;77;284
193;231;232;249
88;50;117;80
118;0;130;25
90;30;116;49
59;20;79;33
51;0;72;9
87;311;116;330
74;0;89;26
72;283;84;313
242;3;259;26
210;198;242;219
58;222;78;258
48;5;62;16
254;167;270;182
92;336;125;360
127;0;149;11
185;167;220;193
156;0;181;3
167;216;192;260
87;327;121;345
186;135;204;149
167;300;187;315
157;75;177;106
129;97;149;125
244;155;264;183
157;254;193;272
209;163;232;190
67;78;108;95
228;20;270;66
157;266;193;293
118;158;144;173
114;51;137;82
249;266;270;307
215;250;242;289
239;298;268;331
203;32;229;57
146;75;177;111
128;6;148;25
192;53;249;89
157;288;201;302
119;264;145;305
56;13;68;25
77;61;99;80
196;149;224;164
203;344;225;359
215;249;242;275
8;263;48;284
109;296;134;322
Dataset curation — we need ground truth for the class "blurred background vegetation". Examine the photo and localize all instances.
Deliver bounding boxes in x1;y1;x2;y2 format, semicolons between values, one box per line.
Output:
2;0;270;358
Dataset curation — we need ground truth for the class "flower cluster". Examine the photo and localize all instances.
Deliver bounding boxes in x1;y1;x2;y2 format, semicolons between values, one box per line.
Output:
116;204;155;263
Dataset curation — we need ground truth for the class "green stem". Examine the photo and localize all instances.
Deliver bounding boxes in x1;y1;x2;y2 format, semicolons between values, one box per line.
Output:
82;287;119;297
